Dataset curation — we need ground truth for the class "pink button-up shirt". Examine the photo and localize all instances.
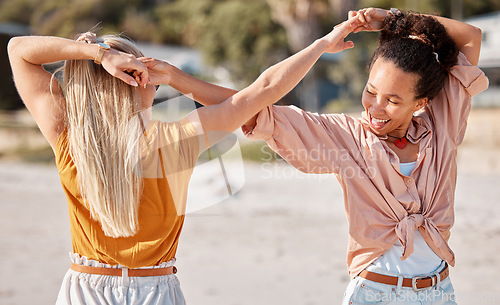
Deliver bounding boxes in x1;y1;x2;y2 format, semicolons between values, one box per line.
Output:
243;52;489;278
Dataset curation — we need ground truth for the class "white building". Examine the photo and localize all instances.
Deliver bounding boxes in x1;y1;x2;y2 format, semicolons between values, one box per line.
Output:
467;11;500;107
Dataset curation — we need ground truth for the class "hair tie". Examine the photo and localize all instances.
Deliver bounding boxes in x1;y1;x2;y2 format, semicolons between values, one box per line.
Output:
389;8;402;16
408;34;427;43
408;35;440;64
433;51;440;64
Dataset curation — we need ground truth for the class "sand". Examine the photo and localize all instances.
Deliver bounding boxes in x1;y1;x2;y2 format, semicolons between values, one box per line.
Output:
1;109;500;305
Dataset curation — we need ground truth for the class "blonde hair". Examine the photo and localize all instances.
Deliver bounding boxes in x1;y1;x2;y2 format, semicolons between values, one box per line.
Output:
62;35;145;237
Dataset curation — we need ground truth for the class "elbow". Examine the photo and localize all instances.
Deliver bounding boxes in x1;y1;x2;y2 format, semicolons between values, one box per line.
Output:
253;67;280;100
468;25;483;66
474;27;483;48
253;77;280;106
471;26;483;47
256;66;275;90
463;24;483;50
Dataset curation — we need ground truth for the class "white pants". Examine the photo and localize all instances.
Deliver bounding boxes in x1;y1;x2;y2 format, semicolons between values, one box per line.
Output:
56;253;186;305
342;261;456;305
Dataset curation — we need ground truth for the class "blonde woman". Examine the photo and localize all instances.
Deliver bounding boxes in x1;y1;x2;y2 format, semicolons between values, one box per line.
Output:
7;15;364;305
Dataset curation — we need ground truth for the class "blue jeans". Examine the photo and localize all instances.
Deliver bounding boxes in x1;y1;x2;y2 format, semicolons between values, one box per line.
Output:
342;261;457;305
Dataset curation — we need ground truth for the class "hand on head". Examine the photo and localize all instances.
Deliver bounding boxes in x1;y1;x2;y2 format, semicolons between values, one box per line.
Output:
100;50;149;88
138;57;172;87
348;8;388;33
76;32;149;88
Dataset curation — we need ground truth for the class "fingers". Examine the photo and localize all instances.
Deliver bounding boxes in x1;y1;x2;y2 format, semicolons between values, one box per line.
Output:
101;51;151;87
138;57;159;69
364;9;373;23
347;7;386;33
133;64;149;88
353;25;369;33
118;62;148;88
338;14;364;33
124;55;149;88
76;32;97;44
357;9;367;24
115;70;140;87
343;41;355;50
137;57;154;64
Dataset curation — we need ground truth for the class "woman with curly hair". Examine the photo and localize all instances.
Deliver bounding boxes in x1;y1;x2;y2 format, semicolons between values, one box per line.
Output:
7;15;364;304
165;7;489;305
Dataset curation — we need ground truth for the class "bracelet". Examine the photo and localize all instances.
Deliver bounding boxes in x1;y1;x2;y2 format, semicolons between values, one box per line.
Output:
389;7;402;16
94;42;110;65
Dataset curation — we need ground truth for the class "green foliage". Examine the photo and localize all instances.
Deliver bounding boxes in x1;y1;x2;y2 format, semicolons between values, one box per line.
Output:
151;0;289;84
1;0;498;109
0;0;35;24
197;0;287;85
154;0;213;45
121;8;157;42
0;0;139;37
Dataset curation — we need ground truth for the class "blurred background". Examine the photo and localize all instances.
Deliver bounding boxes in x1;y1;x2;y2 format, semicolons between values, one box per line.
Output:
1;0;500;305
1;0;500;115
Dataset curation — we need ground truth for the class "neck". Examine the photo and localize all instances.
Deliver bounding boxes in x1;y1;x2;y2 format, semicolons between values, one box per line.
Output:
387;121;411;140
385;129;409;149
386;132;406;140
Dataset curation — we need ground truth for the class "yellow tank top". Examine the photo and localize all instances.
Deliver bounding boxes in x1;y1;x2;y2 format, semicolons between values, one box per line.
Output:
55;118;199;268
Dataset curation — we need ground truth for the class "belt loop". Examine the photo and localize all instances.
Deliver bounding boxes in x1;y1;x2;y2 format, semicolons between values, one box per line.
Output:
121;267;130;287
396;274;403;294
434;271;441;290
434;265;442;290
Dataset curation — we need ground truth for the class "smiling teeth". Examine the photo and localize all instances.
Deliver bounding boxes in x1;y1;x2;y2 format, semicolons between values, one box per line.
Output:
372;117;390;123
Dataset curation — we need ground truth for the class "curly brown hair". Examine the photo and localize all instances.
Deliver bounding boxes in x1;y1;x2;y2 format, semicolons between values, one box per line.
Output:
369;11;459;100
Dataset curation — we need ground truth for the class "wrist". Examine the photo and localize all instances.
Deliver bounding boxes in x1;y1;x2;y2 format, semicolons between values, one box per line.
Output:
165;63;182;86
314;38;330;54
94;42;110;65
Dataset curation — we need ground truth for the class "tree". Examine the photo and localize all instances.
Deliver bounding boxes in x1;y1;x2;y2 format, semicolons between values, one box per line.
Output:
329;0;359;22
265;0;330;111
1;0;497;111
153;0;214;45
265;0;324;53
195;0;288;86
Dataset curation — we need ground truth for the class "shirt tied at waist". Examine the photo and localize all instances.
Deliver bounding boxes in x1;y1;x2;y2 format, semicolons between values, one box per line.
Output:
395;214;455;265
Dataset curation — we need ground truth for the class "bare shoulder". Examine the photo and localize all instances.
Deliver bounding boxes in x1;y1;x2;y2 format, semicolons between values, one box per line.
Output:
9;59;66;149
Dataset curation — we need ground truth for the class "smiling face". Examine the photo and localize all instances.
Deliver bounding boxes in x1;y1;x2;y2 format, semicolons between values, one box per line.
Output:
362;58;428;138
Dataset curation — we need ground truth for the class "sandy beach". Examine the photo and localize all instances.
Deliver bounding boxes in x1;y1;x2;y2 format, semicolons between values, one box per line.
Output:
1;109;500;305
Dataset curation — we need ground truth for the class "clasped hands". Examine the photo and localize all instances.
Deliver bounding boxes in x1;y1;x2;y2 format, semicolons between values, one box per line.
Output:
94;7;387;87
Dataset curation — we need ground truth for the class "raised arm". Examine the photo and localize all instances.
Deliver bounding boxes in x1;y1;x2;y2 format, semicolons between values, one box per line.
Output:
7;35;149;148
352;8;482;65
138;16;362;142
186;16;362;139
432;15;482;66
139;59;238;106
